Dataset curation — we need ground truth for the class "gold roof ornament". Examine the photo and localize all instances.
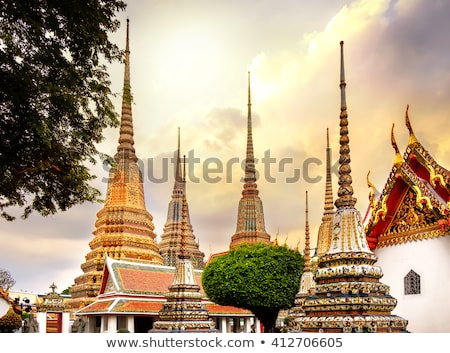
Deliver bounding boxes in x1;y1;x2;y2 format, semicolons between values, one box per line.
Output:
366;171;379;209
391;123;403;168
38;283;66;313
405;105;418;146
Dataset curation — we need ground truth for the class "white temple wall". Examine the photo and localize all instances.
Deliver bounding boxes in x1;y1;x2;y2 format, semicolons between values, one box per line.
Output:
374;234;450;332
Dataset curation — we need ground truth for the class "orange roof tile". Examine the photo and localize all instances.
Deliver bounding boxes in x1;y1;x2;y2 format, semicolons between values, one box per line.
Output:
77;300;114;313
116;267;205;295
113;300;163;313
206;304;252;315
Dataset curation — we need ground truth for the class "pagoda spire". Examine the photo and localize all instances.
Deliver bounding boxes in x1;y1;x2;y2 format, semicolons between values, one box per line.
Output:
152;157;215;332
68;19;163;309
245;71;256;184
229;71;271;249
316;128;335;257
296;41;408;333
335;41;356;209
303;191;311;272
159;130;205;269
324;128;334;216
115;18;137;164
175;127;183;184
290;190;315;320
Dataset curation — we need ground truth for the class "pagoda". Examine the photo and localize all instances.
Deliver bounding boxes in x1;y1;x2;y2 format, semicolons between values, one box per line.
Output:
296;41;408;333
289;191;315;319
152;159;216;332
229;71;271;249
316;129;335;259
69;20;163;309
159;128;205;269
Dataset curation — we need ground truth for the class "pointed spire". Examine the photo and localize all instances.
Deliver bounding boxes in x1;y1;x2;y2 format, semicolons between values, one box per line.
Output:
159;129;205;268
244;71;257;185
391;123;403;167
178;155;190;260
405;105;418;146
229;71;270;249
175;127;183;184
323;128;334;218
304;190;311;272
115;18;137;163
315;129;335;258
173;127;184;192
335;41;356;208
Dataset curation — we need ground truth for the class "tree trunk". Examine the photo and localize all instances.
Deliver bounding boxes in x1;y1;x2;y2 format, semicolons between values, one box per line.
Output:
251;307;280;333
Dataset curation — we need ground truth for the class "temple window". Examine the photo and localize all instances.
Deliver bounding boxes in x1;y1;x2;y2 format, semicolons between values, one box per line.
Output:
404;270;421;295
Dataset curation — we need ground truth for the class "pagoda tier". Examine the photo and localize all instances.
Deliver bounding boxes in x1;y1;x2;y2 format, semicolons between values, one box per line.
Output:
296;42;408;333
230;72;271;249
159;130;205;269
152;185;215;332
68;20;163;309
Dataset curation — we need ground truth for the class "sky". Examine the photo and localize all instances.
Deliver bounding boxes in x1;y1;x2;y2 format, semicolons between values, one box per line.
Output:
2;0;450;295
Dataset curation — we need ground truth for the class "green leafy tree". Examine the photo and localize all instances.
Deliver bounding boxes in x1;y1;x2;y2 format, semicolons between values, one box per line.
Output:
61;285;73;296
0;0;127;220
202;243;304;333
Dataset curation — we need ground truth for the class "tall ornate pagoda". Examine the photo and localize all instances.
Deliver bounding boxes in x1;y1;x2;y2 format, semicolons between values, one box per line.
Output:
316;128;335;259
68;20;163;309
152;159;216;332
296;41;408;333
365;105;450;249
229;71;271;249
159;128;205;269
290;191;315;319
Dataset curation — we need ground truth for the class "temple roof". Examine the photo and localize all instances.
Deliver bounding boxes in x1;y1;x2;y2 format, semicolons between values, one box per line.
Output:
364;106;450;250
76;256;251;317
99;256;202;296
77;299;251;316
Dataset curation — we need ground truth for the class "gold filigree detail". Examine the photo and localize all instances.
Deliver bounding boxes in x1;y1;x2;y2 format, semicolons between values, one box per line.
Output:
426;164;445;188
387;191;438;235
373;195;388;225
377;225;444;248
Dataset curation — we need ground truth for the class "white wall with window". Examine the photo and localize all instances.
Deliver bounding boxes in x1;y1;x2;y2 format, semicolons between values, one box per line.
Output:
374;234;450;332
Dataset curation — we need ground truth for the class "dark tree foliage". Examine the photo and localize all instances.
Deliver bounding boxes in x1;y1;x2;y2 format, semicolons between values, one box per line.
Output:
202;243;304;333
0;0;127;220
